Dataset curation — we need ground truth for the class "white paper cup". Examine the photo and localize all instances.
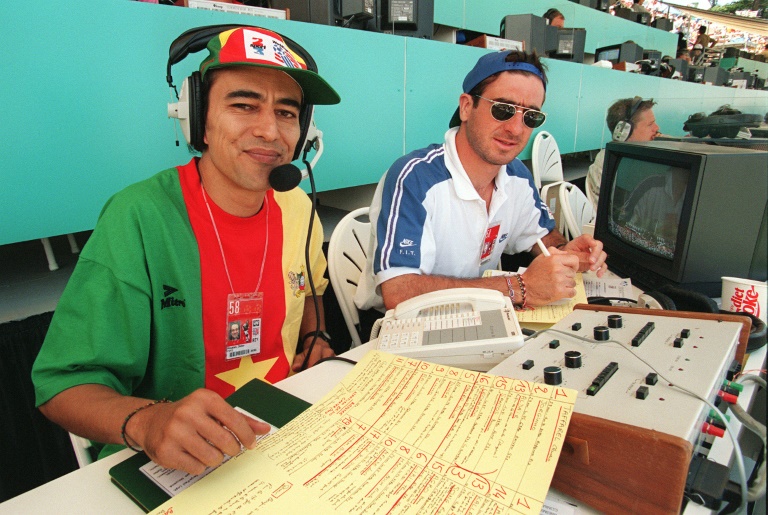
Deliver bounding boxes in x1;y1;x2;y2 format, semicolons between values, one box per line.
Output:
721;277;768;324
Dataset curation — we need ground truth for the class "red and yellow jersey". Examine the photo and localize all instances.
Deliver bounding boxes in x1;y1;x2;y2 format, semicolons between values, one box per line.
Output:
178;159;327;397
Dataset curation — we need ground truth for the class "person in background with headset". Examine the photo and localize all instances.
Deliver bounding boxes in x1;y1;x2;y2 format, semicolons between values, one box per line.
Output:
586;97;661;208
543;8;565;28
354;50;607;334
32;26;340;475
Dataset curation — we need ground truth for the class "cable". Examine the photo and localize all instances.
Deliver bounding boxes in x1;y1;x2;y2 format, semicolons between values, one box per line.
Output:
587;296;640;305
735;374;766;390
314;356;358;367
369;317;383;341
532;327;750;513
730;374;767;503
169;87;181;147
299;147;322;372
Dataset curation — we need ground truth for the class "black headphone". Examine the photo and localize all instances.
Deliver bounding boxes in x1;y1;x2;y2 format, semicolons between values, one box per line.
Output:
612;96;643;142
543;8;560;25
166;24;318;162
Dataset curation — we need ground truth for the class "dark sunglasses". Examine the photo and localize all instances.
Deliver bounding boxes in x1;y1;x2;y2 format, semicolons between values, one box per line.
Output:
474;95;547;129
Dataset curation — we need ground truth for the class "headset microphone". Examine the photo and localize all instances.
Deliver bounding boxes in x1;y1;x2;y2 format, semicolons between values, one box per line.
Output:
267;117;324;192
268;164;303;192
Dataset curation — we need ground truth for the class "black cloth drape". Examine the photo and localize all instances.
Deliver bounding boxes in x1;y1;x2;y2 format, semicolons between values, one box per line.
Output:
0;312;78;503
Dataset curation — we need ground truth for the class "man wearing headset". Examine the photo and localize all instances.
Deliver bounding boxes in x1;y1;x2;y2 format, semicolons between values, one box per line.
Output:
32;26;340;475
586;97;661;208
355;50;607;328
543;8;565;28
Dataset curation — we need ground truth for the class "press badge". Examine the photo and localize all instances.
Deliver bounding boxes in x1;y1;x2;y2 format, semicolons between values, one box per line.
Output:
480;222;501;264
225;292;263;360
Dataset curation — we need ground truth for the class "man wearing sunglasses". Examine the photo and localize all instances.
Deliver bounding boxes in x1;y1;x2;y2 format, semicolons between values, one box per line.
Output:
355;50;607;323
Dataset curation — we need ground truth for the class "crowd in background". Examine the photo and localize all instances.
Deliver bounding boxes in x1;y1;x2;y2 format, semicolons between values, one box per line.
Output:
609;0;768;55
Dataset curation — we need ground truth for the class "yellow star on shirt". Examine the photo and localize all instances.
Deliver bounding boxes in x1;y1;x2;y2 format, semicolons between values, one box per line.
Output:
215;356;279;390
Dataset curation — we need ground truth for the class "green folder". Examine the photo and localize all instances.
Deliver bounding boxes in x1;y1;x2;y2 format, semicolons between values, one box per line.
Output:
109;378;311;512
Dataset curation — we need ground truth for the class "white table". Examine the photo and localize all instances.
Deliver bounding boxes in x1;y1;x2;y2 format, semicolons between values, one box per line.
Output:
1;342;763;514
0;345;368;515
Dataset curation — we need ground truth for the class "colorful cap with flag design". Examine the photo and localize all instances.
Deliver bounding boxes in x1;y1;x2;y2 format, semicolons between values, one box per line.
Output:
200;27;340;105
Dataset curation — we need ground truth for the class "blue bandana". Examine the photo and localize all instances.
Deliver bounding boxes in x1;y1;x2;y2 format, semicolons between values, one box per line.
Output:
449;51;547;128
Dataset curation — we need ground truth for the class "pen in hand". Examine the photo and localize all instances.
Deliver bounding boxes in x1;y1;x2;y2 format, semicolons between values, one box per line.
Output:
536;238;551;257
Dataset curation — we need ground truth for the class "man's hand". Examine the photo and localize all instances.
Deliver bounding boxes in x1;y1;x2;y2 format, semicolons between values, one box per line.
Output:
521;248;579;305
130;389;271;475
561;234;607;277
292;338;335;372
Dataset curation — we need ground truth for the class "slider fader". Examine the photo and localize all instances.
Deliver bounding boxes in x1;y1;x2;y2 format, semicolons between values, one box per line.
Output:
489;308;742;449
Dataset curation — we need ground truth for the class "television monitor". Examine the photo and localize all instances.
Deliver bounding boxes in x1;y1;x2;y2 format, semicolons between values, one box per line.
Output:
666;58;689;80
703;66;728;86
688;65;706;83
643;49;662;62
379;0;434;37
594;140;768;297
595;42;644;64
500;14;555;56
553;28;586;63
545;25;559;55
652;17;673;31
271;0;377;29
635;12;651;25
614;6;633;19
270;0;342;25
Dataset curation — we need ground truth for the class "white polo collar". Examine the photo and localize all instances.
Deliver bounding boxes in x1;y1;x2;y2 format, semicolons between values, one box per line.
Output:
443;128;512;202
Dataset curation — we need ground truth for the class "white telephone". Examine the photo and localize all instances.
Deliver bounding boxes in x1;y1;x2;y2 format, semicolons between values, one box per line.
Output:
375;288;525;372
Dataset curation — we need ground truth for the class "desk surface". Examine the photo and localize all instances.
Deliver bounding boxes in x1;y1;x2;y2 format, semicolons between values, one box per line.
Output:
1;342;764;514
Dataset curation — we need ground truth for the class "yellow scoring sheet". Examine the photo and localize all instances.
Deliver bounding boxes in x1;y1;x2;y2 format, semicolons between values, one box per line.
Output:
483;270;588;326
150;351;577;515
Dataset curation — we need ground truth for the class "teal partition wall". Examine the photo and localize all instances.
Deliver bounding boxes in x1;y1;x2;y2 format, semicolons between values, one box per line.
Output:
2;0;767;246
1;0;408;245
403;38;475;152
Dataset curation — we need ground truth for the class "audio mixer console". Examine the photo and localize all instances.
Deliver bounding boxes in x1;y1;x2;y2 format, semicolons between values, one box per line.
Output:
491;308;741;445
489;305;750;514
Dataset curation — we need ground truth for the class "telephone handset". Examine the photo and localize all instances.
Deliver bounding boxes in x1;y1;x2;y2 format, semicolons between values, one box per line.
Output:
376;288;525;372
391;288;510;320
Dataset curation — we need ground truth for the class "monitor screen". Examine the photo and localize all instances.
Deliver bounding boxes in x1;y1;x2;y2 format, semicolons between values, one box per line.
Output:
597;47;620;62
594;141;767;296
607;159;690;261
596;43;644;65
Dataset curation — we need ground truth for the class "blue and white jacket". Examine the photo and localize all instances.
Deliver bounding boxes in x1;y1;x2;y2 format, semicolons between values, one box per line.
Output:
354;128;555;311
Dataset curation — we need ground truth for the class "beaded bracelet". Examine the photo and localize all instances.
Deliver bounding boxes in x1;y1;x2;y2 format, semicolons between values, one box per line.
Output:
514;274;527;309
504;275;516;304
120;399;171;452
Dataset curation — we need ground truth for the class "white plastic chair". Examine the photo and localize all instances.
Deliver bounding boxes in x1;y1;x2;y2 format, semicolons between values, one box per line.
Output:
540;181;567;236
531;131;564;191
41;234;80;271
560;182;595;241
585;181;599;213
539;181;595;242
69;432;94;468
327;207;371;348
